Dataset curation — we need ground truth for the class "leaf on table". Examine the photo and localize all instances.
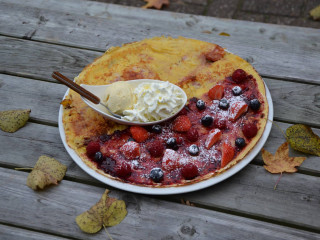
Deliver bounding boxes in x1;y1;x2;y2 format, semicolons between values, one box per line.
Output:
27;155;67;190
0;109;31;133
142;0;169;9
286;124;320;156
262;142;306;174
219;32;230;36
310;5;320;20
76;189;127;234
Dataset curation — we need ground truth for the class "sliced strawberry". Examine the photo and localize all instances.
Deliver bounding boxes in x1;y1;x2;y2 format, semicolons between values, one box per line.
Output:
120;141;140;160
129;126;149;142
229;101;248;121
173;115;191;132
221;142;235;168
205;129;222;149
162;149;180;171
208;85;224;100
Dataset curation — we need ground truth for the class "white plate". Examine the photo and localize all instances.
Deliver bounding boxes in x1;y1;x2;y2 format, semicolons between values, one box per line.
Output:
59;83;273;195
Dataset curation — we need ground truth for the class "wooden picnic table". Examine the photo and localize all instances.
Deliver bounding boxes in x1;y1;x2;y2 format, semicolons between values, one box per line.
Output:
0;0;320;239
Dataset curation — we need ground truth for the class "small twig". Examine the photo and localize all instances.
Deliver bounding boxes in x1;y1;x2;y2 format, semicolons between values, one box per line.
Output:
103;225;114;240
267;119;286;139
274;172;283;190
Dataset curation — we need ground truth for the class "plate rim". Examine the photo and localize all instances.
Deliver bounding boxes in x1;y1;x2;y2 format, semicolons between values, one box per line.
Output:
58;82;273;195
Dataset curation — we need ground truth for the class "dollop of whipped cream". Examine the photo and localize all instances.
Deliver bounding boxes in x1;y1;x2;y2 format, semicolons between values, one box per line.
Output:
122;81;184;122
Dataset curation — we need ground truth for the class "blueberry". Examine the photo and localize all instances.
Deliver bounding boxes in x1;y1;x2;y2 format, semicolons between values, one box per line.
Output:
232;86;242;96
188;144;199;156
152;125;162;134
196;100;206;110
250;99;260;111
150;168;164;182
127;137;135;142
166;137;178;149
201;115;213;127
219;98;229;110
235;138;246;148
94;151;104;163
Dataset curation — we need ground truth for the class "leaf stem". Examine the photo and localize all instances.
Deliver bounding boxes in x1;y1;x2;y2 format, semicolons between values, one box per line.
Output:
274;172;283;190
103;225;114;240
267;119;286;139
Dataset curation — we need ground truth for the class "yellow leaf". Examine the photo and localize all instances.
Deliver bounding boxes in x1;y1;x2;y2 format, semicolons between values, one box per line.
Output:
103;200;127;227
26;156;67;190
286;124;320;156
262;142;306;173
310;5;320;20
0;109;31;133
142;0;169;9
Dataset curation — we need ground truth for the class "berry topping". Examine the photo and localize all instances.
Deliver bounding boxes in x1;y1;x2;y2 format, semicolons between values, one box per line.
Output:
208;85;224;100
86;141;100;157
120;141;140;160
178;107;188;115
166;137;178;150
235;138;246;148
152;125;162;134
221;142;235;168
229;101;248;121
149;168;164;183
213;118;227;129
100;157;116;173
205;129;222;149
232;86;242;96
219;98;229;110
186;128;199;142
94;151;104;163
181;163;199;180
146;140;165;157
127;137;135;142
115;161;132;178
201;114;213;127
99;134;111;142
242;122;258;139
232;69;247;83
196;100;206;110
173;115;192;132
188;144;199;156
162;149;180;171
250;99;261;111
130;126;149;142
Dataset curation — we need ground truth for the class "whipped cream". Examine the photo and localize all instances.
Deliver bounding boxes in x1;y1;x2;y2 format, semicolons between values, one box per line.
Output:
122;81;184;122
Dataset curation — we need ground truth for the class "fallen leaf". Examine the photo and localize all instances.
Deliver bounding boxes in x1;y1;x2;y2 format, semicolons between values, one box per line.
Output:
310;5;320;20
219;32;230;36
286;124;320;156
76;189;127;234
142;0;169;9
262;142;306;173
0;109;31;133
27;155;67;190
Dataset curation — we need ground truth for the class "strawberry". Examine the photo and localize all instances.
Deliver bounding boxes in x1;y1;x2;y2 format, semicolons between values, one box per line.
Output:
221;142;235;168
120;141;140;160
181;163;199;180
208;85;224;100
173;115;191;132
147;140;165;157
162;149;180;171
130;126;149;142
86;141;100;157
205;129;222;149
242;122;258;138
229;101;248;121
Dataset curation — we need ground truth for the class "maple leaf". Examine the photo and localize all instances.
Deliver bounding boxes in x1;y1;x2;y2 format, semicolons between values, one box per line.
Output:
142;0;169;9
76;189;127;234
262;142;306;174
0;109;31;133
27;156;67;190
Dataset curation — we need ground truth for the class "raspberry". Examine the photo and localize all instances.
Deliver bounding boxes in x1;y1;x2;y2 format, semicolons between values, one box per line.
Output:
115;161;132;178
213;118;227;130
186;128;199;142
130;126;149;142
120;141;140;160
86;141;100;157
221;142;235;168
242;122;258;138
208;85;224;100
181;163;199;180
147;140;165;157
173;115;191;132
232;69;247;83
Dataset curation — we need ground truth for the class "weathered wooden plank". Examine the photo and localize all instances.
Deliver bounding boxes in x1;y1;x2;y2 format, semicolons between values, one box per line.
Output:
1;167;319;239
0;0;320;83
1;122;319;230
0;224;68;240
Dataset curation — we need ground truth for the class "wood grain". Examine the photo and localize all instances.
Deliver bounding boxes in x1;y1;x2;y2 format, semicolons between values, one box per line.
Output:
0;0;319;83
1;167;319;239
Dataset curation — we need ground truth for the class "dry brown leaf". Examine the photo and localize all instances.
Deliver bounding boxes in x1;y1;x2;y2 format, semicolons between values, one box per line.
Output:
310;5;320;20
142;0;169;9
0;109;31;133
262;142;306;174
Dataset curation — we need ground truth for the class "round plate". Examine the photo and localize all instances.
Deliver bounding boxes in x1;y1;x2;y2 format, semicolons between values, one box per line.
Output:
59;83;273;195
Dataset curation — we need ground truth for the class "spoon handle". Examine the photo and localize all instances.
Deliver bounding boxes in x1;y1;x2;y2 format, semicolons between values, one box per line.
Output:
52;71;100;104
